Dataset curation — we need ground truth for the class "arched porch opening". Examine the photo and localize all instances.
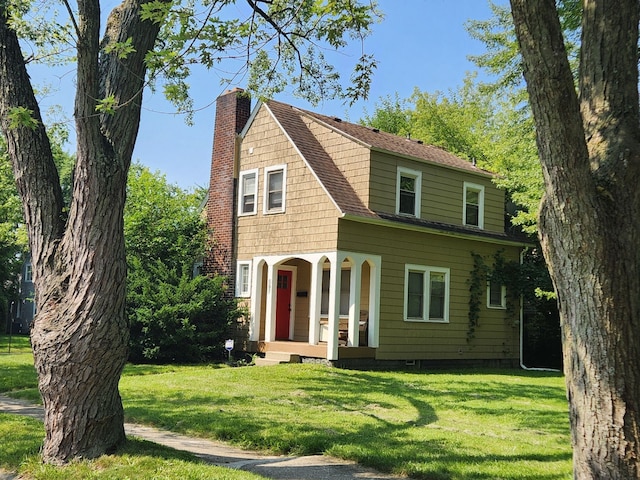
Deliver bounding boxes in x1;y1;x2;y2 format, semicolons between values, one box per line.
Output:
248;251;381;360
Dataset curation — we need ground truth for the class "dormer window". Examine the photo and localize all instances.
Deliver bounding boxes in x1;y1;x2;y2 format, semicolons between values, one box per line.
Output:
464;182;484;229
396;167;422;217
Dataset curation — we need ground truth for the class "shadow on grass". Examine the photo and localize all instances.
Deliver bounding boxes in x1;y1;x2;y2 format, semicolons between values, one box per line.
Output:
0;413;264;480
0;334;31;354
122;366;572;479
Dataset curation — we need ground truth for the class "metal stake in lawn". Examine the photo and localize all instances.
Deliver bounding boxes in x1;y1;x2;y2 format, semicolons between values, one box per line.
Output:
225;339;234;364
7;301;14;353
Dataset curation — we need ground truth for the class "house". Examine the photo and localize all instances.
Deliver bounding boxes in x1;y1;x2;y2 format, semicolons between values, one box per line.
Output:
8;254;35;334
204;88;529;367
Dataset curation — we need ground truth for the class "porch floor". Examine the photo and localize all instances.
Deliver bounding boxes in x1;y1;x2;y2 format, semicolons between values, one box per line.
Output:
254;341;376;360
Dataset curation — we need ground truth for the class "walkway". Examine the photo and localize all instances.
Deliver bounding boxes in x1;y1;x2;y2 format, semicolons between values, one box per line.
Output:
0;395;405;480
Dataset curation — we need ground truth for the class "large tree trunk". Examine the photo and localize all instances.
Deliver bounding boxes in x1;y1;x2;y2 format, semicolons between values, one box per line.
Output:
510;0;640;478
0;0;163;463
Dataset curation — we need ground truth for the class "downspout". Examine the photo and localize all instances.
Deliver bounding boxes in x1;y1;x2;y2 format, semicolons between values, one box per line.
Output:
519;247;561;372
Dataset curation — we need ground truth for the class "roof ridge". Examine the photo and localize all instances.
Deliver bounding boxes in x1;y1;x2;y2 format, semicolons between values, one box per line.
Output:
269;100;492;177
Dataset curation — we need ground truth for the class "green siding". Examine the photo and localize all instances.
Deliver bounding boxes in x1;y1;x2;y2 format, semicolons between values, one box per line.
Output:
338;219;522;361
369;151;505;233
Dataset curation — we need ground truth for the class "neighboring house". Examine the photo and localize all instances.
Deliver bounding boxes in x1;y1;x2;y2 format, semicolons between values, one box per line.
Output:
10;254;35;334
205;88;529;367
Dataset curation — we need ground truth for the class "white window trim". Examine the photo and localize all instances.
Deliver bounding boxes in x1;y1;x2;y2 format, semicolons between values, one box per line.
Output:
396;166;422;217
463;181;485;229
486;281;507;309
403;264;450;323
263;165;287;214
238;169;259;216
24;263;33;283
236;261;252;297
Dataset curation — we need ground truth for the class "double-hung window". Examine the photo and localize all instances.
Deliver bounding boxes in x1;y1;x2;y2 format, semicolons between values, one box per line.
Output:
236;261;252;297
404;265;450;322
396;167;422;217
487;279;506;309
24;263;33;283
238;169;258;215
264;165;286;214
463;182;484;228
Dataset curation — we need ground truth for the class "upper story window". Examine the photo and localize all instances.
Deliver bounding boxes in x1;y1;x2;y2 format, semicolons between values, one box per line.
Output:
487;279;506;309
238;169;258;215
463;182;485;229
236;261;252;297
396;167;422;217
264;165;286;214
404;264;450;323
24;263;32;283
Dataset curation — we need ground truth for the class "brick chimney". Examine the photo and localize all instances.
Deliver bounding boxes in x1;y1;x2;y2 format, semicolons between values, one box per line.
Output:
204;88;251;286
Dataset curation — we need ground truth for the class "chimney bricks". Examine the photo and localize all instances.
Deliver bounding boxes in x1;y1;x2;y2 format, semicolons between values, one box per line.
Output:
204;88;251;287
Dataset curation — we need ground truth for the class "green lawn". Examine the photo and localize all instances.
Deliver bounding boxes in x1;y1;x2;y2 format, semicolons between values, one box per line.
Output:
0;335;572;479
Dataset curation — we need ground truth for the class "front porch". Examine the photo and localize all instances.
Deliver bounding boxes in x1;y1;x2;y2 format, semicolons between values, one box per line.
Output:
246;250;382;361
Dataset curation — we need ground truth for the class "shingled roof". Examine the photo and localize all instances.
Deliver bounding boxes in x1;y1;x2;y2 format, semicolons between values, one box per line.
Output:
266;100;376;218
263;100;520;244
289;102;492;177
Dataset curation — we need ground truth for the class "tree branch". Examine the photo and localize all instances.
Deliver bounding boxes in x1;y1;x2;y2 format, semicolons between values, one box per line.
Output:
61;0;81;39
0;5;65;278
580;0;640;172
98;0;168;161
510;0;590;192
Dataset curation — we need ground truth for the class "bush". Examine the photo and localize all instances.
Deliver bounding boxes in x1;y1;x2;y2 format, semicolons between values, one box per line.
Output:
127;260;243;363
124;164;243;364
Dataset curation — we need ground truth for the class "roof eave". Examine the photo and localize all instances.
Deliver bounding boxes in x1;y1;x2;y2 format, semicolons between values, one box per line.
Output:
341;213;533;248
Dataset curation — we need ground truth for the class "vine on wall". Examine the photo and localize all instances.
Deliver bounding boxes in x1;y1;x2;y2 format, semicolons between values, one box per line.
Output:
467;250;520;342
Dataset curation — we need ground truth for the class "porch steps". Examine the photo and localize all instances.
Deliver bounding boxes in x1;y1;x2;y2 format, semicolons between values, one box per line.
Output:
255;351;301;367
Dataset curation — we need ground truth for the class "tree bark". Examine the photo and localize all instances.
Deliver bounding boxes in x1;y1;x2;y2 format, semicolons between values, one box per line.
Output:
510;0;640;478
0;0;164;463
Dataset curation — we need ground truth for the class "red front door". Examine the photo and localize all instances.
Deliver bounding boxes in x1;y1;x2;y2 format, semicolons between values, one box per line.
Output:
275;270;293;340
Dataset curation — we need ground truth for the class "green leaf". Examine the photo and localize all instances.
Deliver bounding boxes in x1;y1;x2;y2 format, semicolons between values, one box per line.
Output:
95;95;118;115
103;37;136;60
7;106;39;130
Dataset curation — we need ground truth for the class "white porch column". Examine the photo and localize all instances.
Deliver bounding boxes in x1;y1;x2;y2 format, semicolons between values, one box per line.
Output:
248;260;263;341
327;258;340;361
264;263;277;342
347;261;362;347
308;258;323;345
368;259;381;348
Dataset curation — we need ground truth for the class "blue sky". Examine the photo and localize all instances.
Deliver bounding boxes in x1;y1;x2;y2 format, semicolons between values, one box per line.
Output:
30;0;508;190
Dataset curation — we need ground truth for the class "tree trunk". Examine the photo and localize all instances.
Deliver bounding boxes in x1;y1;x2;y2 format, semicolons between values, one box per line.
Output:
510;0;640;478
0;0;164;463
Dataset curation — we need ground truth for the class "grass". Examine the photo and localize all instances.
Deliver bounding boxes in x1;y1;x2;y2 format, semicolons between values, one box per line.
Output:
0;413;266;480
0;334;572;479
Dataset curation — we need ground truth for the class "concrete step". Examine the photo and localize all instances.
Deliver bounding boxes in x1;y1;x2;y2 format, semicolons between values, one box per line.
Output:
254;357;285;367
254;351;301;366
